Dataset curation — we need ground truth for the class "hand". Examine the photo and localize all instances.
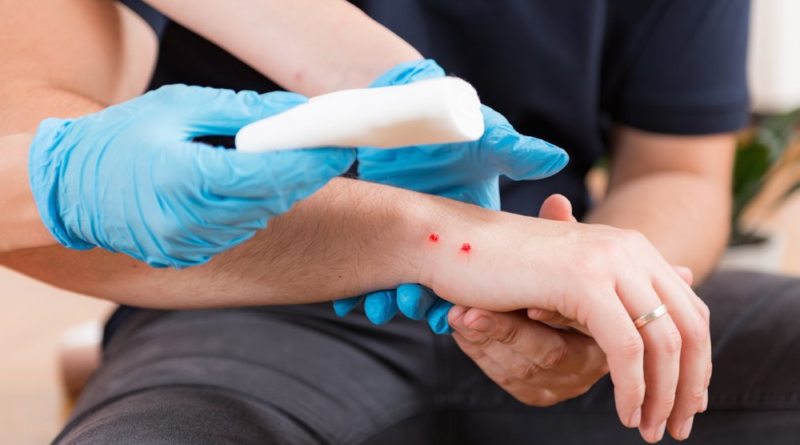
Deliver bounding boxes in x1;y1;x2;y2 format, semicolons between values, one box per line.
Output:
449;194;609;407
528;265;694;337
29;85;355;268
447;195;693;417
449;306;609;407
333;60;568;326
417;207;711;443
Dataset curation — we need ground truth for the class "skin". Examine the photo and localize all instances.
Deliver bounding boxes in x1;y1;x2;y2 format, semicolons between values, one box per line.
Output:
451;127;733;443
0;0;723;442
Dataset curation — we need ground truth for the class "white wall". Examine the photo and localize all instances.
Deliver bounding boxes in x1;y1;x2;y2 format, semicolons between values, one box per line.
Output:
749;0;800;113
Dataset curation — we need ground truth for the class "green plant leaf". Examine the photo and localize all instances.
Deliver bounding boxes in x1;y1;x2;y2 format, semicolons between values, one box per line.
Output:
730;107;800;243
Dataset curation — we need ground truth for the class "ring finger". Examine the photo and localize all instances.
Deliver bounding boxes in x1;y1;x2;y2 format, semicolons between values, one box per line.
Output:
617;280;681;443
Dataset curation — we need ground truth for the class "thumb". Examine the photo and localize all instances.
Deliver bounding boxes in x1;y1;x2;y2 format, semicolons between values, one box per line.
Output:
481;106;569;181
159;85;309;136
538;194;577;222
192;143;356;200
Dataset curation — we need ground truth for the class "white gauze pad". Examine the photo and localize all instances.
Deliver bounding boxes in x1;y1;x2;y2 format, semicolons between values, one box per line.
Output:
235;77;484;152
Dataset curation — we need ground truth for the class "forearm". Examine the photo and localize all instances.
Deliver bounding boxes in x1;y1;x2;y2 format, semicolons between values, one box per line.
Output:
0;178;434;308
149;0;423;95
585;173;730;283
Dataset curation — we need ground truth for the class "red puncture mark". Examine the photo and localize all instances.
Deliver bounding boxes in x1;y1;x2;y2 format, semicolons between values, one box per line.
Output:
460;243;472;253
429;233;440;243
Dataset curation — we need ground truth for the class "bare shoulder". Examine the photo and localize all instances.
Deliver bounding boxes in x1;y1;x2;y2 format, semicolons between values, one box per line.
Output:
0;0;158;105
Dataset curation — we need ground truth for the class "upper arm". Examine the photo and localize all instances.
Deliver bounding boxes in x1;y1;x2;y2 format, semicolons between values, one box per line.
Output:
0;0;158;108
146;0;420;96
603;0;747;191
607;125;736;192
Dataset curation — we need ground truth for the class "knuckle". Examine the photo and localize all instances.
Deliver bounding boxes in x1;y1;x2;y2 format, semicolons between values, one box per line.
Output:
509;360;543;381
575;250;612;281
464;332;493;349
495;373;517;388
697;300;711;322
687;386;706;406
534;393;562;407
660;326;683;355
654;393;677;414
627;380;647;401
688;315;711;345
564;384;594;400
496;322;522;345
539;341;569;370
619;229;646;245
519;389;560;407
620;332;645;360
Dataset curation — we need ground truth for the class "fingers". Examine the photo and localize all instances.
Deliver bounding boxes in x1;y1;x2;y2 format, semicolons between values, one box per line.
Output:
527;308;592;336
638;314;681;443
456;308;607;376
195;144;356;201
364;290;399;325
614;276;682;443
396;284;438;320
449;306;607;407
538;194;577;222
157;86;310;136
427;299;455;334
579;287;647;430
654;277;711;441
333;296;364;317
479;105;569;181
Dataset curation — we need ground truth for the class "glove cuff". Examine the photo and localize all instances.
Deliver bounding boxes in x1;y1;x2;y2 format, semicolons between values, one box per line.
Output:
369;59;447;88
28;118;94;251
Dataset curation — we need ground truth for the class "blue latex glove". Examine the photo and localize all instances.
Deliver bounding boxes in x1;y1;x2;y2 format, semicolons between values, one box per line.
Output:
29;85;355;268
333;60;568;333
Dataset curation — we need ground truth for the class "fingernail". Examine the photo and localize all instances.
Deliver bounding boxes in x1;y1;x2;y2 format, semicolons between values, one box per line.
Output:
679;416;694;441
448;305;467;320
470;316;495;333
655;420;666;442
701;388;709;412
629;407;642;428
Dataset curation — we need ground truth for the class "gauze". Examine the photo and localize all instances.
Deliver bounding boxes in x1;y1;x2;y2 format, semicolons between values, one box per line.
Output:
235;77;484;152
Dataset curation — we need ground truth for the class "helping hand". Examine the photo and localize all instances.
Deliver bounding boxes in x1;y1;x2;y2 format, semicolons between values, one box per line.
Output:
29;85;355;268
333;60;568;327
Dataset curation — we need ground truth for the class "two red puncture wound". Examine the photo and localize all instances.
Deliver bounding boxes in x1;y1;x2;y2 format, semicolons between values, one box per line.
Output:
429;234;472;254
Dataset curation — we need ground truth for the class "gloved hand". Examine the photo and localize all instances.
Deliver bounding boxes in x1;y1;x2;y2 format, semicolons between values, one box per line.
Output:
333;60;568;333
29;85;355;268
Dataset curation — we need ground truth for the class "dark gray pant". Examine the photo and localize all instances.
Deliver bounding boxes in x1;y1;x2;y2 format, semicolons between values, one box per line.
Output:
54;271;800;444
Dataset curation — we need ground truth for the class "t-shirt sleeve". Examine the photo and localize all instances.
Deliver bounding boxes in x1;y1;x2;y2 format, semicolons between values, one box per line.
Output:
118;0;168;38
607;0;751;135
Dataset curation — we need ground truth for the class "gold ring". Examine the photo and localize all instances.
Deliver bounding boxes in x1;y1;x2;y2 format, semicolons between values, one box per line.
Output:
633;304;668;329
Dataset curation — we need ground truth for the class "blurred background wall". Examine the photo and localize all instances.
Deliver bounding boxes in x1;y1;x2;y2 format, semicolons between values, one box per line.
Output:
749;0;800;113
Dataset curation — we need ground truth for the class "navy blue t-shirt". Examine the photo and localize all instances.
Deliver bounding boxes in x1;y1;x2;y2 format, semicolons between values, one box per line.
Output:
120;0;750;219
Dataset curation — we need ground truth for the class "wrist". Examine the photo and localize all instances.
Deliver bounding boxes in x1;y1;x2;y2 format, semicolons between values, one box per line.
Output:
412;193;495;298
